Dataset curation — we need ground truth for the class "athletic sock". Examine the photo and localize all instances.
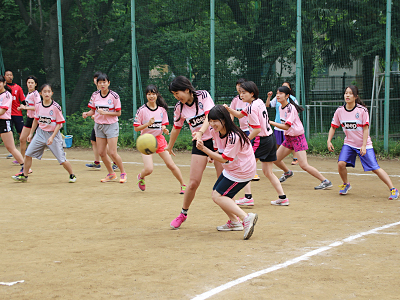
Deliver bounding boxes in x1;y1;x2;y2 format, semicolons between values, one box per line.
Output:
245;194;252;199
94;161;100;165
279;195;287;199
181;208;188;215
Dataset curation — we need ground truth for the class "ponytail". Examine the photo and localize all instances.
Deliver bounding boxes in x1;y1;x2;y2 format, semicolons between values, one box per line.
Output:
145;84;168;111
278;86;304;113
346;85;366;107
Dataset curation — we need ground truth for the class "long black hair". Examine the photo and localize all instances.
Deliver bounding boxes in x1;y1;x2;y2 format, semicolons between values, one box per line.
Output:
0;75;12;93
145;84;168;111
26;75;38;90
208;105;250;149
345;85;366;107
278;86;304;113
240;81;259;99
169;76;199;122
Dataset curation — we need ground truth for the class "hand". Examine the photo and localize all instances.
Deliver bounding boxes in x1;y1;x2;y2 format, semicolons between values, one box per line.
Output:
17;104;25;111
97;108;106;115
207;156;214;163
82;112;88;119
267;91;273;97
327;141;334;152
196;139;204;151
163;127;170;135
223;104;230;111
27;134;33;143
47;136;54;145
192;131;203;141
164;145;175;156
147;117;155;126
360;146;366;156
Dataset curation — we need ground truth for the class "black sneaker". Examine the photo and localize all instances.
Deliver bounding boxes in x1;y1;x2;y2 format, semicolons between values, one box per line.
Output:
69;174;77;183
279;170;293;182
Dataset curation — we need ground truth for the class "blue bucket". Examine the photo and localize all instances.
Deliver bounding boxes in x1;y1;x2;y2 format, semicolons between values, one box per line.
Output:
64;135;73;148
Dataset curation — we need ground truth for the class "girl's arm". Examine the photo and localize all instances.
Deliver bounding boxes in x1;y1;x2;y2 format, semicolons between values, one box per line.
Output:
97;109;121;117
20;105;35;111
193;118;210;141
269;120;290;131
82;109;95;118
360;125;369;156
327;126;336;152
165;127;181;156
247;128;261;141
134;117;155;132
196;140;227;163
265;91;273;107
47;123;62;145
27;119;39;142
223;104;244;119
162;125;169;135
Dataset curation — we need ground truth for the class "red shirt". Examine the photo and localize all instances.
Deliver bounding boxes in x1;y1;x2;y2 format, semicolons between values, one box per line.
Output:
6;83;26;117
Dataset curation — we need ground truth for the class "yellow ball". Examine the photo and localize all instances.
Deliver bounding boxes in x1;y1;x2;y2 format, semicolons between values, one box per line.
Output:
136;133;158;155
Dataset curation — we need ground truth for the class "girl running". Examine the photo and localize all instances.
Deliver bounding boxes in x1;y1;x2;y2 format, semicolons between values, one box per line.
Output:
266;81;299;167
327;85;398;199
224;81;289;206
17;75;41;158
0;75;24;171
12;84;76;183
196;105;258;240
270;86;332;190
166;76;223;229
134;84;186;193
82;73;127;183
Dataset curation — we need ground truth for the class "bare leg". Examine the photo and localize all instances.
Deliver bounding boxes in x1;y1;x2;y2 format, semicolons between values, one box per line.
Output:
212;190;247;222
91;140;101;162
140;153;154;178
182;155;208;209
96;137;113;173
61;160;74;175
372;168;395;190
159;151;185;185
22;156;33;176
1;132;24;164
338;161;348;183
262;161;285;195
296;151;326;181
274;145;292;172
106;137;125;173
20;127;30;158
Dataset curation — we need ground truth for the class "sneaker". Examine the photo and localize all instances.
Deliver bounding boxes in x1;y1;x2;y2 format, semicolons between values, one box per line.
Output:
271;198;289;206
86;162;101;169
12;160;19;165
216;220;244;231
6;154;12;159
252;174;260;181
120;173;127;183
170;213;187;229
100;173;117;183
180;185;186;194
339;183;351;195
137;173;145;191
235;197;254;206
28;169;33;174
69;174;77;183
314;179;333;190
112;163;119;171
12;174;28;182
291;159;298;165
389;188;399;200
279;170;293;182
243;213;258;240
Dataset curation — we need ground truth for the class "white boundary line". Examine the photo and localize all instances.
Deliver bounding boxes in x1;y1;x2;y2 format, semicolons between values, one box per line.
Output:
191;220;400;300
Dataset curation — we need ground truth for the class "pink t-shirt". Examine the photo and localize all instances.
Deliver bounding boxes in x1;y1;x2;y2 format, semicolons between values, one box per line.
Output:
134;104;169;137
211;128;256;182
331;104;373;149
25;90;41;118
0;90;12;120
241;98;272;137
88;90;121;124
230;95;249;131
279;103;304;136
173;90;214;141
34;100;65;131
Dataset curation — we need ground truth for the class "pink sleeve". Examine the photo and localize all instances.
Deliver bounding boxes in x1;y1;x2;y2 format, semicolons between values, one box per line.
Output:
55;107;65;124
18;86;25;102
173;103;185;129
230;97;237;110
133;108;143;127
162;108;169;125
247;107;261;129
362;108;369;126
114;95;121;111
222;133;240;161
284;106;296;126
202;91;215;113
88;95;95;110
331;108;341;128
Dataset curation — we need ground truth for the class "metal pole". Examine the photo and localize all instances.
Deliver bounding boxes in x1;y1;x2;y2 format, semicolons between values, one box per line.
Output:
131;0;137;139
384;0;391;151
57;0;67;135
210;0;215;99
295;0;301;103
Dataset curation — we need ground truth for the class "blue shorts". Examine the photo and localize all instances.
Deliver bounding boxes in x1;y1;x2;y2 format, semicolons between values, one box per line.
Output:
338;144;380;172
274;129;285;145
213;173;250;199
11;115;24;134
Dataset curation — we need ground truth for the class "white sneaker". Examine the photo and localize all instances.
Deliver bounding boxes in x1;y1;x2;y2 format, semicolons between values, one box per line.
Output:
271;198;289;206
217;220;244;231
235;197;254;206
243;213;258;240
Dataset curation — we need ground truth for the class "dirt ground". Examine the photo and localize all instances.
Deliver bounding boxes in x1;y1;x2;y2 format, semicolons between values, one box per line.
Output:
1;146;399;299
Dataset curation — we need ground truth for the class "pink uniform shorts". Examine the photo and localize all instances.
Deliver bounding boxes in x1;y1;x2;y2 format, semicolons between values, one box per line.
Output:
156;134;168;153
281;134;308;152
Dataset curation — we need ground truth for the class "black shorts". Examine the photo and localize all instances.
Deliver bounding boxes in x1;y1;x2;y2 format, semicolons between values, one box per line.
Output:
252;135;277;162
10;115;24;134
0;119;12;134
213;173;250;199
191;138;214;156
90;128;96;142
24;117;34;128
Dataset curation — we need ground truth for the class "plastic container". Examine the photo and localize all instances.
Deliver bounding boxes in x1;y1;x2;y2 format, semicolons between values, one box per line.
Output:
64;135;73;148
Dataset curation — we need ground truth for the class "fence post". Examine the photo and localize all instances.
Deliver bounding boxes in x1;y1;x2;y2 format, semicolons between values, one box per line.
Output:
131;0;137;140
384;0;391;152
210;0;215;100
57;0;67;135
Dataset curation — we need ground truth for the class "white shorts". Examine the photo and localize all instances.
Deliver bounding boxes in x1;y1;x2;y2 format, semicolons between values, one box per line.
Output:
25;128;67;164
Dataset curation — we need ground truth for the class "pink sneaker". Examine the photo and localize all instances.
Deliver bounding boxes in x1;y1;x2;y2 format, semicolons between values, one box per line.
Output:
271;198;289;206
100;173;117;183
119;173;127;183
170;213;187;229
180;185;186;194
235;197;254;206
12;160;19;165
137;173;145;191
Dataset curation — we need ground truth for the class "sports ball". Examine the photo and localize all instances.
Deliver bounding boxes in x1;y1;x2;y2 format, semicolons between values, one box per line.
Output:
136;133;158;155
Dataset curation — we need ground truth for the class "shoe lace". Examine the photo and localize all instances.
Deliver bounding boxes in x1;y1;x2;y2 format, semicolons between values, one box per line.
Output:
339;184;346;189
391;189;397;196
181;185;186;191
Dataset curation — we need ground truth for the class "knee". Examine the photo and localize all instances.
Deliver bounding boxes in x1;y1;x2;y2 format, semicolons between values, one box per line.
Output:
166;162;176;170
212;190;221;204
188;179;201;190
144;167;153;175
338;161;347;170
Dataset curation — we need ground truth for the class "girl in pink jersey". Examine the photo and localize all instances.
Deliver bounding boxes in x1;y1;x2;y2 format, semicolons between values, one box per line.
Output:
12;84;76;183
17;75;41;158
82;73;127;183
166;76;223;229
196;105;258;240
134;84;186;193
270;86;332;190
327;85;398;199
225;81;289;206
0;75;24;168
